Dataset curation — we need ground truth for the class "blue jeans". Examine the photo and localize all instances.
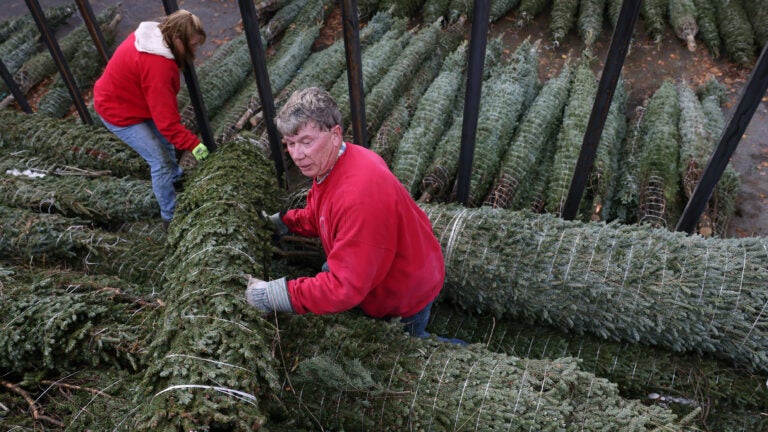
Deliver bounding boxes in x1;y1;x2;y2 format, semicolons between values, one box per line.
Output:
401;300;467;346
100;117;182;221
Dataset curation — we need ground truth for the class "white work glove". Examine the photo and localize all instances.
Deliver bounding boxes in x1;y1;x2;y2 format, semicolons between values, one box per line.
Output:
244;275;294;313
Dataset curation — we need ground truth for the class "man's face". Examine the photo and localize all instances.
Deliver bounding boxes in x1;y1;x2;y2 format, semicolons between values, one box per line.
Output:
283;122;342;179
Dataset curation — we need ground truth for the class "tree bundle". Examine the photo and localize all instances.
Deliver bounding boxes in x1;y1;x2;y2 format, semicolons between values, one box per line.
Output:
262;0;312;42
583;78;627;221
179;34;251;132
391;41;467;196
458;38;540;206
332;23;411;126
359;20;445;142
130;137;284;430
637;80;681;228
550;0;580;45
423;203;768;374
669;0;699;51
697;79;739;237
517;0;551;26
427;301;768;413
609;105;645;223
744;0;768;47
692;0;721;57
1;5;120;107
578;0;606;48
213;11;397;144
418;38;521;204
712;0;756;68
0;4;75;94
640;0;668;43
37;14;120;118
0;205;166;286
266;312;695;431
546;60;597;215
0;159;157;224
0;267;158;374
0;111;149;179
295;13;403;105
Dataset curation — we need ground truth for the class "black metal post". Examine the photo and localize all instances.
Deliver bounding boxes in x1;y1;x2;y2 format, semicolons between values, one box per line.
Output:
0;56;33;113
237;0;287;188
561;0;641;220
74;0;111;64
162;0;217;152
25;0;92;124
455;0;490;206
676;41;768;234
339;0;367;146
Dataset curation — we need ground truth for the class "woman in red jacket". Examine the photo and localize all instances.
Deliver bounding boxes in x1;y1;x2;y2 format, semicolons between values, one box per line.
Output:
246;87;464;344
93;9;209;227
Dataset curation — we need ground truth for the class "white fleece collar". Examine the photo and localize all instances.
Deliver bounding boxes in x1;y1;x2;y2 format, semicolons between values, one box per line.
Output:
134;21;174;59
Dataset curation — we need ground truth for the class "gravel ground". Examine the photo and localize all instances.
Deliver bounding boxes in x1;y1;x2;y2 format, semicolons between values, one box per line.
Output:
2;0;767;237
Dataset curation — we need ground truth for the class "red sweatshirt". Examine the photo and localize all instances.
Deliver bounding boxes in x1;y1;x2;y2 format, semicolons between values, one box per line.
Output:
93;24;198;151
283;143;445;318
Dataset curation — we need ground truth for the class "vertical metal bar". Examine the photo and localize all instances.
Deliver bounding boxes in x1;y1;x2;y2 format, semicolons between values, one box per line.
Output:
25;0;93;124
237;0;287;188
676;41;768;234
339;0;367;146
561;0;641;220
162;0;217;152
74;0;111;64
455;0;490;206
0;56;33;113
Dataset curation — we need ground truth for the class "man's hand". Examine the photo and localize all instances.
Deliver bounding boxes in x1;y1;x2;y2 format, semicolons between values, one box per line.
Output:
192;142;209;161
244;275;293;313
260;211;290;239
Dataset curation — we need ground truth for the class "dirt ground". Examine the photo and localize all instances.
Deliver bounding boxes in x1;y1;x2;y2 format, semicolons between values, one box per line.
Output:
3;0;767;237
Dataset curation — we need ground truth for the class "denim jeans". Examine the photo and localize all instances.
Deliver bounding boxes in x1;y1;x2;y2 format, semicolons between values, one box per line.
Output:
401;300;467;346
100;117;182;221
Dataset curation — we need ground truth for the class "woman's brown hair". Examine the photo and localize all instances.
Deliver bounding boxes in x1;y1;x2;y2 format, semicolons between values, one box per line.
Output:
159;9;206;68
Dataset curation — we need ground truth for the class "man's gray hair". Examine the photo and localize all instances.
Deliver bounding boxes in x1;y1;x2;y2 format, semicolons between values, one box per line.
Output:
276;87;342;136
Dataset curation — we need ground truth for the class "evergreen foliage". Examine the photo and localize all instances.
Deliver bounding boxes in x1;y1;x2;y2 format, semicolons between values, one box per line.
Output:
712;0;756;67
743;0;768;47
669;0;699;51
458;39;540;206
0;111;149;179
0;4;75;94
0;154;157;224
578;0;606;48
268;313;694;430
546;59;597;215
485;62;571;209
428;301;768;412
424;203;768;374
132;137;284;430
37;16;119;118
637;80;681;228
391;41;467;196
692;0;721;57
640;0;668;43
550;0;580;45
2;5;119;104
517;0;551;25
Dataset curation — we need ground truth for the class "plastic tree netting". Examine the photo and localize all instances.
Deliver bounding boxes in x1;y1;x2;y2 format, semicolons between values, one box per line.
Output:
485;59;572;209
423;203;768;374
0;111;149;179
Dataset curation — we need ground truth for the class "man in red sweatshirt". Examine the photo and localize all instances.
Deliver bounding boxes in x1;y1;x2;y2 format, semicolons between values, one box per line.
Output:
246;87;459;342
93;9;209;227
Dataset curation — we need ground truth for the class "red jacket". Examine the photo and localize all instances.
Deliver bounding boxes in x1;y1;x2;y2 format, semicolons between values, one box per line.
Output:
93;27;198;151
283;143;444;318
